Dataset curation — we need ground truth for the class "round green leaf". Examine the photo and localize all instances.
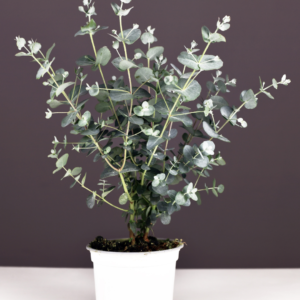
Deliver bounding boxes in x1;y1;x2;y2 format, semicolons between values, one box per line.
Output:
119;193;129;205
209;33;226;43
175;192;186;205
217;184;225;193
56;82;75;97
88;84;99;97
119;28;141;45
240;89;257;109
199;55;223;71
177;51;200;71
211;96;228;109
160;213;171;225
141;32;154;45
133;106;143;116
95;101;111;113
72;167;82;176
134;67;154;84
86;194;95;209
96;46;111;66
220;106;237;126
146;46;164;60
176;79;202;102
56;153;69;169
201;26;211;43
119;60;138;70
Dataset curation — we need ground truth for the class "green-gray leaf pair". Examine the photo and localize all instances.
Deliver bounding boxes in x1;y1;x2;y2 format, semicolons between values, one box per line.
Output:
202;26;226;44
134;102;155;116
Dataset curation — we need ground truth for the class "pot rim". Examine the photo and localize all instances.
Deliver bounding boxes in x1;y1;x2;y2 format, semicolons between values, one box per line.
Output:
86;238;184;255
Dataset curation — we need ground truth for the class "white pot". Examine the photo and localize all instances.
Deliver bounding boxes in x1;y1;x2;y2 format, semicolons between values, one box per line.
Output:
86;240;183;300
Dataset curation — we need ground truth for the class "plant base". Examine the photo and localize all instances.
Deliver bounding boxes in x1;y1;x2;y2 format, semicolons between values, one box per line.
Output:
89;236;182;252
87;239;184;300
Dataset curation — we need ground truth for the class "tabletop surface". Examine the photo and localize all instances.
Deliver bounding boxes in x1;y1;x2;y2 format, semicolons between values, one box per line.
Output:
0;267;299;300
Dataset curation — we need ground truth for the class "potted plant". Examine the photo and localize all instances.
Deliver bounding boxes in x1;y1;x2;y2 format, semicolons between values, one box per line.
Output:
15;0;291;299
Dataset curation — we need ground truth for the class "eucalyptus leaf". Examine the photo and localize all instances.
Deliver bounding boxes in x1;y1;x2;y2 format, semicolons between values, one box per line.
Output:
146;46;164;60
45;43;55;61
119;193;129;205
207;81;217;93
240;89;257;109
47;99;65;109
119;60;139;70
160;213;171;225
153;100;173;114
212;188;218;197
141;32;155;45
199;55;223;71
81;173;87;186
56;153;69;169
96;46;111;66
56;82;75;97
61;111;77;127
15;52;30;57
95;101;111;113
132;87;151;99
220;106;237;125
102;186;115;198
193;156;209;168
129;115;144;125
171;63;182;76
177;51;200;70
183;145;209;168
203;121;230;142
147;136;166;150
76;55;95;66
211;96;228;109
196;192;201;205
135;67;154;84
111;56;130;72
170;114;193;127
134;48;147;59
81;19;97;33
119;28;141;45
262;90;274;99
86;194;96;209
152;184;168;196
203;121;220;138
110;89;133;101
217;81;227;93
172;79;202;102
201;26;210;43
218;184;225;193
209;33;226;43
72;167;82;176
175;192;186;205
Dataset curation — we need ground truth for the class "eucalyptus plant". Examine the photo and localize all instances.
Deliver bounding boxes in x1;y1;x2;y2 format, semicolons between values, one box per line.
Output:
15;0;290;245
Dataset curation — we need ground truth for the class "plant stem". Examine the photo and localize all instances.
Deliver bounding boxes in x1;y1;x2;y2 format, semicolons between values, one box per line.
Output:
32;54;120;172
211;86;273;140
140;39;214;185
63;167;127;212
89;33;121;129
120;173;135;244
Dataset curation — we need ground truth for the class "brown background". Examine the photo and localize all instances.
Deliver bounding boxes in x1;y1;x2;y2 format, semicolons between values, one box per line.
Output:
0;0;299;269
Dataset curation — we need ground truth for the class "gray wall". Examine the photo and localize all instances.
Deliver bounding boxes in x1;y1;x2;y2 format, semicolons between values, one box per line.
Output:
1;0;299;268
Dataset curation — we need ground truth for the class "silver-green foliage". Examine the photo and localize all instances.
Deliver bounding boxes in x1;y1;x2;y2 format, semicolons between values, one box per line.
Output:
15;0;291;241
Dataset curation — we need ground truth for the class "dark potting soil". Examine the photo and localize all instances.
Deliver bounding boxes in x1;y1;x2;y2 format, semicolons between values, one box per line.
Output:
89;236;183;252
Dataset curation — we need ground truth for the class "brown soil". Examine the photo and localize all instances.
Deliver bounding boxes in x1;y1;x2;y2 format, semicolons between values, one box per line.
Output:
89;236;183;252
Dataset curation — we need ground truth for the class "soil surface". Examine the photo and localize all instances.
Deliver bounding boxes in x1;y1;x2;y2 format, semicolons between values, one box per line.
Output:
89;236;183;252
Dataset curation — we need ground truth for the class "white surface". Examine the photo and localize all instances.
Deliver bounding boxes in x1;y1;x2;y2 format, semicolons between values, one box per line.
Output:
0;268;299;300
87;244;183;300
